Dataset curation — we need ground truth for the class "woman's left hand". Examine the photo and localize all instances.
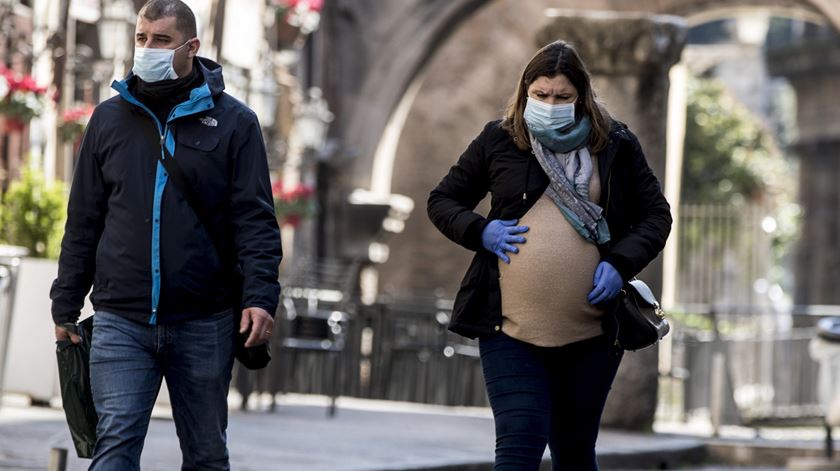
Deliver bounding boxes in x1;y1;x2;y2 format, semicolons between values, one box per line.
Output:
587;261;623;305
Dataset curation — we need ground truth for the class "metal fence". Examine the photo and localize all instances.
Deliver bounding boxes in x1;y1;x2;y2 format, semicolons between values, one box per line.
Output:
675;203;778;307
235;294;488;408
655;201;824;426
660;322;822;426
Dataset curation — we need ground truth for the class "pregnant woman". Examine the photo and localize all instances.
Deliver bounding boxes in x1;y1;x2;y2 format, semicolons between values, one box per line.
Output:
427;40;672;470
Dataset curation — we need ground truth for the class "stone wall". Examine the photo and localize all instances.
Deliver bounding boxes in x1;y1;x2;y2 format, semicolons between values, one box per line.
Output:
769;37;840;305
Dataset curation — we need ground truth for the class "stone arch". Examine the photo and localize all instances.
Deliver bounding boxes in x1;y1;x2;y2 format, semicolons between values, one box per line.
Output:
321;0;840;197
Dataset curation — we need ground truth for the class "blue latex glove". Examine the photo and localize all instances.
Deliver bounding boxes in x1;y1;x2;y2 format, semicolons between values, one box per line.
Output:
587;261;623;305
482;219;529;264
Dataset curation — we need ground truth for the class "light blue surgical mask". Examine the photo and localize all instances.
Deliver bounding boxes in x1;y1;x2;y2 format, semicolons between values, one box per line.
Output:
523;97;576;132
132;39;192;83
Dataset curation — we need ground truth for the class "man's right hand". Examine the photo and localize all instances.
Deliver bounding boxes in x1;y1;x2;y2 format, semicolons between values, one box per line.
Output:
55;325;81;345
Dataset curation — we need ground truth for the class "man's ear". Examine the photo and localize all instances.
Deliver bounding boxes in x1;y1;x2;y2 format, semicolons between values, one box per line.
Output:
188;38;201;58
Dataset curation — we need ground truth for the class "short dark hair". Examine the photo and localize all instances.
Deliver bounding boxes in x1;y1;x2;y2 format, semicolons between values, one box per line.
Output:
502;41;611;153
139;0;197;40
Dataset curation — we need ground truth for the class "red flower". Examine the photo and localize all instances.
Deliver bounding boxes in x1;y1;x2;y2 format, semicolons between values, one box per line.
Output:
271;180;284;197
272;180;315;201
4;119;25;132
283;214;302;227
273;0;323;12
272;179;317;227
61;104;95;123
0;67;47;95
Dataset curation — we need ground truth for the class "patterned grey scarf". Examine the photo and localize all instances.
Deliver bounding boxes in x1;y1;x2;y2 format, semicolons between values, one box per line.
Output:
530;135;611;245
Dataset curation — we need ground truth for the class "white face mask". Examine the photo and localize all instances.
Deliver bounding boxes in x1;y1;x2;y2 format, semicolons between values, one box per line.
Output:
523;97;576;132
132;40;192;83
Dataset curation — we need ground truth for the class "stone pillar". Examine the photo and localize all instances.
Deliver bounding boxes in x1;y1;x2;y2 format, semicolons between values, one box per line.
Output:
538;10;686;431
768;37;840;306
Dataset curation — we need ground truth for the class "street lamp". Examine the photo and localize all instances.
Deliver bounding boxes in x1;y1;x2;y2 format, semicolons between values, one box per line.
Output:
97;0;134;77
295;87;334;151
291;87;334;259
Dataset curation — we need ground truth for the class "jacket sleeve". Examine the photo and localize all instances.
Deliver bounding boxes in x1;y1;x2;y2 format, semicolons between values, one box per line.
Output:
230;111;282;316
50;114;108;324
602;132;673;280
427;124;492;252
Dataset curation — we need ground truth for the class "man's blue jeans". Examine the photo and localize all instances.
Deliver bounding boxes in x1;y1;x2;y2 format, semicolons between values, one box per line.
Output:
88;310;235;471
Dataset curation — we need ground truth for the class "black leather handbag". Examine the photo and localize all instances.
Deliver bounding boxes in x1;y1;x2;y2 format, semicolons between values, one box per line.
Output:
613;279;670;351
148;125;271;370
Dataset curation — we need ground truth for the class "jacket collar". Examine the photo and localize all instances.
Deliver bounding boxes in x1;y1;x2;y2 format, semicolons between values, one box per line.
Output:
110;56;224;128
194;57;225;97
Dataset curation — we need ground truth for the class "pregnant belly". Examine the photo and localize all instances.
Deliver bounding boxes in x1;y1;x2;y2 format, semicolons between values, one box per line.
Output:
498;196;604;345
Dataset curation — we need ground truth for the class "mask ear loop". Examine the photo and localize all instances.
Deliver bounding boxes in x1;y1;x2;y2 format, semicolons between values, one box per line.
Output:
185;39;194;60
174;38;196;55
172;39;197;72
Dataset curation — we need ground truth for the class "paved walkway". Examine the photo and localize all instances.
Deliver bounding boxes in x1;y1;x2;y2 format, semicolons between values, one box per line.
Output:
0;393;821;470
0;393;709;470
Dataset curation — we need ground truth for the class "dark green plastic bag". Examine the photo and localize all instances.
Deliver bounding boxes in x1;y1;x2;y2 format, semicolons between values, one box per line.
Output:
56;316;97;458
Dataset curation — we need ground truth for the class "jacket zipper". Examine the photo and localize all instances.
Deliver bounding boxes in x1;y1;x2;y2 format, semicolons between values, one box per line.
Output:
604;170;612;218
600;141;621;353
613;307;622;351
523;150;533;201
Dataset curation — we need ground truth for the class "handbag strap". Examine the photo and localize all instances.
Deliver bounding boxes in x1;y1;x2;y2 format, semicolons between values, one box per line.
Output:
142;122;230;264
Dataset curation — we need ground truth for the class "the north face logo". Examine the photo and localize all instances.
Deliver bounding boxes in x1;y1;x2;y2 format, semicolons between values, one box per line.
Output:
200;116;218;127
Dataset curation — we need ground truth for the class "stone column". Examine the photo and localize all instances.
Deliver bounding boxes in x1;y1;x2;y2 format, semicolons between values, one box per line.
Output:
768;37;840;306
537;10;686;431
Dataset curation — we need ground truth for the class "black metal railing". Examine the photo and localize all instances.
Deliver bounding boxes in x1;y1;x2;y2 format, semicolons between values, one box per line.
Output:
234;291;488;408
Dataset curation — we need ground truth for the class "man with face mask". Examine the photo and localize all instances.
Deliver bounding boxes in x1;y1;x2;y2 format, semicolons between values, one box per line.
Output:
49;1;282;469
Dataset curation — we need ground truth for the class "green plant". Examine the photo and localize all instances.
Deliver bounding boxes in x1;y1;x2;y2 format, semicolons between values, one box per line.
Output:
682;78;789;205
0;168;66;258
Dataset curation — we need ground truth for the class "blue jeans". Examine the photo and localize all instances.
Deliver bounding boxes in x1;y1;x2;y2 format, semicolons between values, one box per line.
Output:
88;310;235;471
479;332;623;471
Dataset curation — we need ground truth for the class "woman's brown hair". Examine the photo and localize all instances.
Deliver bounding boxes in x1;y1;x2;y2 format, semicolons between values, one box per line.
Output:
502;40;611;153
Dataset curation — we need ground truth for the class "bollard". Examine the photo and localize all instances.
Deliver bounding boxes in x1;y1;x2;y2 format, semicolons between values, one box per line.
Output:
47;448;67;471
710;352;726;437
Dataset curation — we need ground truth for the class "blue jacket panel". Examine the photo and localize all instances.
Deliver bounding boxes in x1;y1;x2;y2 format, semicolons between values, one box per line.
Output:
51;58;282;325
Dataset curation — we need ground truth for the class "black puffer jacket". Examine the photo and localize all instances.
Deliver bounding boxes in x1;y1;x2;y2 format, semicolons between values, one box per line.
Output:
427;119;672;339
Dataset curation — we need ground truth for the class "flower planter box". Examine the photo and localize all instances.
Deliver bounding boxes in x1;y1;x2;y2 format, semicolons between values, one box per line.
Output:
3;257;68;401
2;258;172;407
